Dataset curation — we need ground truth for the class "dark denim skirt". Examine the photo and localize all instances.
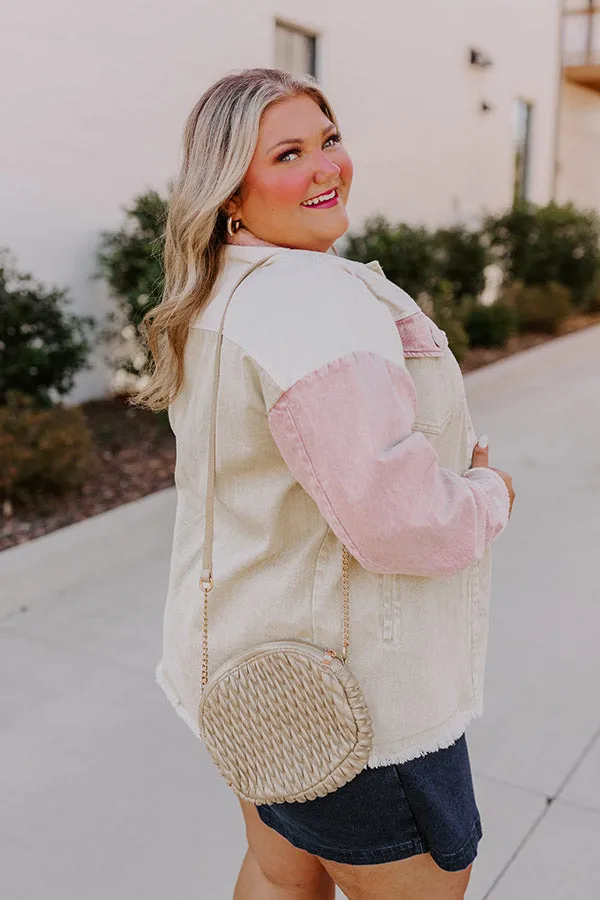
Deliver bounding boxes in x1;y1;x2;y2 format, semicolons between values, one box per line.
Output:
256;733;481;870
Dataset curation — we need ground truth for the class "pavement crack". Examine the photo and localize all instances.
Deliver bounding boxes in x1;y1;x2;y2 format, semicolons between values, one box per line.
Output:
473;769;547;800
482;726;600;897
481;806;548;899
553;723;600;803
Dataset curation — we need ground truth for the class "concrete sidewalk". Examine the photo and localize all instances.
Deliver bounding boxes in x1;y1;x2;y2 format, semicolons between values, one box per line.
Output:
1;324;599;900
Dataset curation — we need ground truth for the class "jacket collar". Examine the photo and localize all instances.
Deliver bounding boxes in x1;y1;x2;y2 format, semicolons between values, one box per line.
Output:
224;244;337;265
223;245;419;321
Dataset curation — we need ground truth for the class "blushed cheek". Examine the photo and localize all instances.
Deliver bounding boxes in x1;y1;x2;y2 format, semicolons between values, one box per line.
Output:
265;170;313;206
241;167;309;213
338;152;354;189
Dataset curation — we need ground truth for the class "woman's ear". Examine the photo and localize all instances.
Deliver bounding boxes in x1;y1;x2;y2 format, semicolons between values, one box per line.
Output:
224;192;242;220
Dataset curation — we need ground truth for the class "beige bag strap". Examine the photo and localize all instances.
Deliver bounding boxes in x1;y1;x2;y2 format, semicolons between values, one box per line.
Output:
200;255;276;588
199;253;351;687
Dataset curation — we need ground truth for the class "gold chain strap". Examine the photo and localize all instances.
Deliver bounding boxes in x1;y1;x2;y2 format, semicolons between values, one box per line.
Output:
201;574;213;688
341;545;350;661
201;544;350;687
199;255;358;690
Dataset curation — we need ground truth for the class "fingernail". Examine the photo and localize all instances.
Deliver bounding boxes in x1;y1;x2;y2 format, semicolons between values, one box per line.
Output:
478;434;489;449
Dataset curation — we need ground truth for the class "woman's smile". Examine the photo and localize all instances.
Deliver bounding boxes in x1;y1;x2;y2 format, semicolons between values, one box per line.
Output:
301;188;339;208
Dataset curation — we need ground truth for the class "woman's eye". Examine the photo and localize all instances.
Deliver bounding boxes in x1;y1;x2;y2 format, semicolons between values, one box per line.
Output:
276;133;342;163
277;148;300;163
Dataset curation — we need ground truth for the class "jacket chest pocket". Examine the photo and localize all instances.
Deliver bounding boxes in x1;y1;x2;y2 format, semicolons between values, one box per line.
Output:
396;311;466;435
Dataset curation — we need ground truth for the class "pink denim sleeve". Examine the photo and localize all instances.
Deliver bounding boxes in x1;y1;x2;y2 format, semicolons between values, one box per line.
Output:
268;351;510;577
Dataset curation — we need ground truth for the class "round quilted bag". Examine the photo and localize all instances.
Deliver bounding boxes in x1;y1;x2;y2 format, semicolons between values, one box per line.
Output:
198;640;374;804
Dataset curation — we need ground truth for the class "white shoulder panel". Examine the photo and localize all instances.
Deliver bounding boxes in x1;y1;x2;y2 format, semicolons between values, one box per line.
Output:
194;251;407;392
341;258;421;321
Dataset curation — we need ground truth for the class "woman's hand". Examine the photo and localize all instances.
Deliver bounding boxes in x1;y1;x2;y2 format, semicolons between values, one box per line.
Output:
470;435;515;518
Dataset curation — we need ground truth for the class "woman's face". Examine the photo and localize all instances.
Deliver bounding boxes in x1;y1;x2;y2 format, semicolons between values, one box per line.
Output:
227;94;353;252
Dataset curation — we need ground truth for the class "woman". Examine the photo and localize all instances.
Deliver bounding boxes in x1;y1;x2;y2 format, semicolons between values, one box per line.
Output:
138;68;515;900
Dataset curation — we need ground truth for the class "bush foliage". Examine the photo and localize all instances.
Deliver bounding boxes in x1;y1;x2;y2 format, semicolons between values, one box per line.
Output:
0;392;96;508
431;226;488;301
484;202;600;309
345;216;437;300
97;190;168;378
464;303;518;348
425;283;471;363
503;282;573;335
0;251;94;406
345;216;488;302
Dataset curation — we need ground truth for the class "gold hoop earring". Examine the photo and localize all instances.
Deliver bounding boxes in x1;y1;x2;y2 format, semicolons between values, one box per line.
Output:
226;216;241;237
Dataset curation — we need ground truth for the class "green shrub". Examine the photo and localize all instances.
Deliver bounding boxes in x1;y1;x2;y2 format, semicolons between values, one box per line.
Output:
484;202;600;309
0;251;95;406
503;282;573;334
588;271;600;311
436;315;470;363
345;217;488;304
97;189;168;379
431;225;489;301
464;303;518;348
0;392;96;507
345;216;436;300
427;283;470;363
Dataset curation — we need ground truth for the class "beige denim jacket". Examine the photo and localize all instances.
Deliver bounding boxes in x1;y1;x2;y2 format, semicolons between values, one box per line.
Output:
156;245;509;766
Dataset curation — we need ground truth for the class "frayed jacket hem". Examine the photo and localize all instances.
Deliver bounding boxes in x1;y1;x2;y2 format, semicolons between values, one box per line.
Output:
156;663;202;739
156;661;482;768
365;700;483;768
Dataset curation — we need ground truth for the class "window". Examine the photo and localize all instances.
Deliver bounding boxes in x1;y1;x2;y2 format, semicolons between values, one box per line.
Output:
275;20;317;77
513;99;533;205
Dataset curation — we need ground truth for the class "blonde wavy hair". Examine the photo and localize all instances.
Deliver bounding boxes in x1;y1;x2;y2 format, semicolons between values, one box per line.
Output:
133;68;338;411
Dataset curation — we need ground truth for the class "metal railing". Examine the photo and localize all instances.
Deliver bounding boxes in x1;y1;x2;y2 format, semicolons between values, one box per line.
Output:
563;4;600;67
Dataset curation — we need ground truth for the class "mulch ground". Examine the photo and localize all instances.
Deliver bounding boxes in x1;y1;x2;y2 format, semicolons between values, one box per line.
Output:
0;397;175;552
2;311;599;553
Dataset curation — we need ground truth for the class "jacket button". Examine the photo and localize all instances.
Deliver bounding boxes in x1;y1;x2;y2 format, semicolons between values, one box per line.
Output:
431;327;444;348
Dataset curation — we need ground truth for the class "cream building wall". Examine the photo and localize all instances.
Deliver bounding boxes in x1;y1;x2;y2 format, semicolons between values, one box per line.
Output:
558;1;600;209
2;0;598;400
558;82;600;208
